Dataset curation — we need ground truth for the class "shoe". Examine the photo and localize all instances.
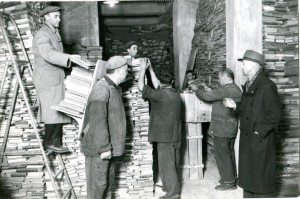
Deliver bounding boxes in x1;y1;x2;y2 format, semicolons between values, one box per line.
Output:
159;194;180;199
46;145;71;154
215;183;237;191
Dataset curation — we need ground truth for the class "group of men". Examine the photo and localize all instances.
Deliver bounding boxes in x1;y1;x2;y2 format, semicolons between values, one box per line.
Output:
33;6;282;199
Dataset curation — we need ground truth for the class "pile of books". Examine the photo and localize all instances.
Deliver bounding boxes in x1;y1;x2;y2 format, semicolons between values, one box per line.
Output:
111;66;153;199
262;0;299;191
69;56;96;70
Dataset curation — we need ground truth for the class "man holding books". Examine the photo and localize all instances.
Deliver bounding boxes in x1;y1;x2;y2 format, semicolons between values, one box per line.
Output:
80;56;128;199
32;6;80;153
124;41;141;67
138;59;182;199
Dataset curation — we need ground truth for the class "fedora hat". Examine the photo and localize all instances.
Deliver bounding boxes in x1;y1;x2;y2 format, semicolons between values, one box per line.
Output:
237;50;266;65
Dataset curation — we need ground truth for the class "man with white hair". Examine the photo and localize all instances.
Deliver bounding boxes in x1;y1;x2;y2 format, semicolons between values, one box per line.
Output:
224;50;281;198
80;56;128;199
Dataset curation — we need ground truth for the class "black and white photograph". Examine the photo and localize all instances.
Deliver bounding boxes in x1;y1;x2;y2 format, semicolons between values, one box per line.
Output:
0;0;299;198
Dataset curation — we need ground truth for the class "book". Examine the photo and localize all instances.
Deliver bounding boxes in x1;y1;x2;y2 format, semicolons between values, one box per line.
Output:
69;56;96;69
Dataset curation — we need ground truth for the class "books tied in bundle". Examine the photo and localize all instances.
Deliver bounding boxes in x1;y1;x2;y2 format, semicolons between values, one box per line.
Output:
69;56;96;69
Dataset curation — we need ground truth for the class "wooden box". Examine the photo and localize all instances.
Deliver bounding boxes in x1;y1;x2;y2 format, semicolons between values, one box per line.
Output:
180;92;212;123
179;123;203;180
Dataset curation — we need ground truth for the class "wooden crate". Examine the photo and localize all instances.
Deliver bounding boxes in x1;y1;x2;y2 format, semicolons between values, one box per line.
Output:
180;92;212;123
179;123;204;180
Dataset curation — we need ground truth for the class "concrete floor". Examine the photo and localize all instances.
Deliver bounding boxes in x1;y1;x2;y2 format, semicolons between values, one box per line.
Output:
154;161;243;199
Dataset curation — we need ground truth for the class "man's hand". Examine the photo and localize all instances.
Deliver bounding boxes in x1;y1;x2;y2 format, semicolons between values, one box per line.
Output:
140;58;149;71
223;98;236;109
189;84;198;92
100;150;111;160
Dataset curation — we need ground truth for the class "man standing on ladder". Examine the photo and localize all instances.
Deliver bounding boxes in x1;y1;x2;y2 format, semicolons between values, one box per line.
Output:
32;6;80;153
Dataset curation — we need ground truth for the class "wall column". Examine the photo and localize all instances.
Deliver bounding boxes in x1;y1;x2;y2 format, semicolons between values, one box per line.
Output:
173;0;199;89
226;0;263;172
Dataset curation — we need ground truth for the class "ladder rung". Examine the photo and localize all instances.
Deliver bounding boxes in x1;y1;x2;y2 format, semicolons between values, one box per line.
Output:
16;60;29;64
3;151;42;156
7;35;21;41
54;167;65;178
46;150;54;156
62;188;72;199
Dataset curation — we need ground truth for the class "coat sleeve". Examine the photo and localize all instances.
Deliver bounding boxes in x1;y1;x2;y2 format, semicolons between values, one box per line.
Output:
195;87;226;102
142;85;164;102
255;83;282;138
82;85;112;154
35;32;70;67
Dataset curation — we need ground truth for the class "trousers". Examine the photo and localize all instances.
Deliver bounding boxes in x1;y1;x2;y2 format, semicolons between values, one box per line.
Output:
214;136;237;183
85;156;115;199
44;123;63;148
157;142;181;197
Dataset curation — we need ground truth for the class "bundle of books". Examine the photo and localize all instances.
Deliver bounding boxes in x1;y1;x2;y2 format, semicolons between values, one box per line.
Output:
262;0;299;192
71;46;103;64
52;66;94;119
69;56;96;70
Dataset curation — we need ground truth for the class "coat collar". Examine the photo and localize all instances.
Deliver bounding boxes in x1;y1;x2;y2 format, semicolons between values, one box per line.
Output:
104;75;119;89
44;21;57;34
242;71;264;95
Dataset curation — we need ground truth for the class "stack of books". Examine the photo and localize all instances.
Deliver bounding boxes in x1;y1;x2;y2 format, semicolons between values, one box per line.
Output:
70;46;103;63
0;2;48;198
111;66;153;199
262;0;299;192
52;66;94;118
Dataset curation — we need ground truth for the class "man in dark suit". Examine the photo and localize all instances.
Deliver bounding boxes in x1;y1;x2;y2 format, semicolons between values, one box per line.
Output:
190;68;242;191
224;50;282;198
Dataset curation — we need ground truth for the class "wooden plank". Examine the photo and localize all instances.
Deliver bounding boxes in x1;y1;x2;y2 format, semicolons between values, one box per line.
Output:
179;123;190;180
196;123;203;179
188;123;199;180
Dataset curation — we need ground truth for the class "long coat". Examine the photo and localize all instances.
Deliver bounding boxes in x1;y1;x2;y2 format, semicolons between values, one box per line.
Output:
32;22;71;124
236;72;281;193
195;82;242;138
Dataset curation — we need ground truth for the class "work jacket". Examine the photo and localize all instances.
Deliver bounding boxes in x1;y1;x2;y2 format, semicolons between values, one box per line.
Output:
195;82;242;138
80;76;126;157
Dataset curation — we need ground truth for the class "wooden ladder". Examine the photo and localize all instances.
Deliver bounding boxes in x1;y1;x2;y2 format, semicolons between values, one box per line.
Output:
0;12;76;199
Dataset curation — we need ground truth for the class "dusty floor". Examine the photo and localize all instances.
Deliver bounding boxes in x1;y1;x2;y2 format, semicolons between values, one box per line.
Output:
154;161;243;199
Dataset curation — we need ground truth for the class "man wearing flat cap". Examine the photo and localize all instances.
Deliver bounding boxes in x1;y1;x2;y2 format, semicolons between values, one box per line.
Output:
80;56;128;199
224;50;281;198
32;6;80;153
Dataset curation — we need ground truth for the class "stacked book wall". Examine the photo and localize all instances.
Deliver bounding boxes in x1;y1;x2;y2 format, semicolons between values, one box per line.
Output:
0;2;47;198
262;0;299;195
112;66;153;199
191;0;226;164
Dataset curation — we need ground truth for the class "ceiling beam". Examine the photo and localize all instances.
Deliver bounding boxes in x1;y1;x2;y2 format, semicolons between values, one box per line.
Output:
101;2;168;17
105;17;159;26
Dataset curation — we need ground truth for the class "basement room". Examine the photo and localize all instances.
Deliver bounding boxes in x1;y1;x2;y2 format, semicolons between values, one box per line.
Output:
0;0;299;199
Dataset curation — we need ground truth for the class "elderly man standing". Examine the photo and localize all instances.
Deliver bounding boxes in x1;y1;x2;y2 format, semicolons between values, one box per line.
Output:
33;6;80;153
224;50;281;198
80;56;128;199
190;67;242;191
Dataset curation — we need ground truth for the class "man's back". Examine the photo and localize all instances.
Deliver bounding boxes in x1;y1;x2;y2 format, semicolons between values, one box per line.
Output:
142;86;181;142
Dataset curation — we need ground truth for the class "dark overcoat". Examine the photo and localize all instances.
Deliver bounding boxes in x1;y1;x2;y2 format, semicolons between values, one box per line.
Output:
236;72;281;193
32;21;71;124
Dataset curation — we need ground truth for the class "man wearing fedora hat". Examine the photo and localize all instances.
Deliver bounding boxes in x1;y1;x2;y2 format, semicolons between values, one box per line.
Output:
32;6;80;153
80;56;128;199
224;50;281;198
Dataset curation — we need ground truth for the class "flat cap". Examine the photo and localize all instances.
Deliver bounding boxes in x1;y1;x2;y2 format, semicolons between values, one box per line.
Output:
40;6;61;17
106;56;128;70
125;41;138;49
